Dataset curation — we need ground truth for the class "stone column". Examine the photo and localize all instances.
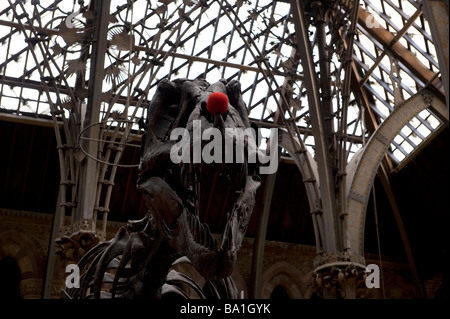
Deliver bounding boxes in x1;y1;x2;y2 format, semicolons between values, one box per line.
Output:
20;278;43;299
312;252;367;299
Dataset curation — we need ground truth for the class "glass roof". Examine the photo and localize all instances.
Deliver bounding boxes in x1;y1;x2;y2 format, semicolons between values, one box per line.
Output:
0;0;444;165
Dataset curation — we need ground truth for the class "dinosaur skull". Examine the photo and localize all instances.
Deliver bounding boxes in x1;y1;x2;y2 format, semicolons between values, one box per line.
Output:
137;78;261;279
62;78;263;300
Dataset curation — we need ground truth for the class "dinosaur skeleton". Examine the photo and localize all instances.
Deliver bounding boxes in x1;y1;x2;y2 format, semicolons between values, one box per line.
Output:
63;78;261;299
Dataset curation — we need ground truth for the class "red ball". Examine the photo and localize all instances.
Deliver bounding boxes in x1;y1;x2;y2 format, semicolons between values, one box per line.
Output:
207;92;229;115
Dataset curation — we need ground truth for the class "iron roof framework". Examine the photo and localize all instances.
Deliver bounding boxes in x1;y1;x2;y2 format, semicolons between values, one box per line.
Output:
0;0;445;160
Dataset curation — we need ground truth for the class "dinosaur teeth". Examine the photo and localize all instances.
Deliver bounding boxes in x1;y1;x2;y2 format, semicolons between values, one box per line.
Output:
221;223;233;251
211;235;217;251
186;213;217;251
203;223;217;251
199;223;205;247
192;215;200;242
187;213;195;240
203;223;210;248
222;236;230;251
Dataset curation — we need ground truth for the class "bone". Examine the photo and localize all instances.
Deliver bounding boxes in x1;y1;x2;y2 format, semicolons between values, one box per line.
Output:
203;222;211;248
193;215;201;243
137;176;182;227
199;223;205;247
67;78;261;298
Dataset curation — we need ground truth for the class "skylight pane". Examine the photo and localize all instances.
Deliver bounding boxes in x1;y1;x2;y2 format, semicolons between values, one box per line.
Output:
0;0;443;169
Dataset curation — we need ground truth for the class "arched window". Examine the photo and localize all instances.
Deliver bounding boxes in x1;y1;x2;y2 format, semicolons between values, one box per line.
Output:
0;256;22;299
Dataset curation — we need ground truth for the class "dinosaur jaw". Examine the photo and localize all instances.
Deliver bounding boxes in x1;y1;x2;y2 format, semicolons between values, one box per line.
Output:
136;78;261;280
65;79;261;299
137;146;251;279
172;156;261;279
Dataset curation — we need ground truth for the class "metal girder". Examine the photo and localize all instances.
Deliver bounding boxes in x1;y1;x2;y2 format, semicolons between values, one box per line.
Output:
422;0;450;110
290;0;339;252
0;18;59;35
359;7;423;88
250;50;305;298
392;124;446;173
357;8;441;93
364;0;438;68
0;14;282;77
74;0;111;223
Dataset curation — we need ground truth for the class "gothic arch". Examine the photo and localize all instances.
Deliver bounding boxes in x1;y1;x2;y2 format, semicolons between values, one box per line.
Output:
0;230;46;298
345;88;448;260
260;261;311;299
278;130;323;250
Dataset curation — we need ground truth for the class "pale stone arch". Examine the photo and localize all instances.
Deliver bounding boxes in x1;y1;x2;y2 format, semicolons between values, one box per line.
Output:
345;88;448;261
260;261;310;299
0;230;45;298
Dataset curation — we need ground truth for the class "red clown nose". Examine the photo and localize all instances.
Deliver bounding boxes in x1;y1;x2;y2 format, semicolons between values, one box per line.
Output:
206;92;229;115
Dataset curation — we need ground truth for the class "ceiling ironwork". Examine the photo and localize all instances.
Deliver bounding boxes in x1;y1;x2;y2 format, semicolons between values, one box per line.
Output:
0;0;444;163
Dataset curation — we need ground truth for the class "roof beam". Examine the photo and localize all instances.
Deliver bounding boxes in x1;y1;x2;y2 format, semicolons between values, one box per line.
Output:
74;0;110;223
0;18;299;81
290;0;339;252
357;8;441;92
359;7;423;88
422;0;449;110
